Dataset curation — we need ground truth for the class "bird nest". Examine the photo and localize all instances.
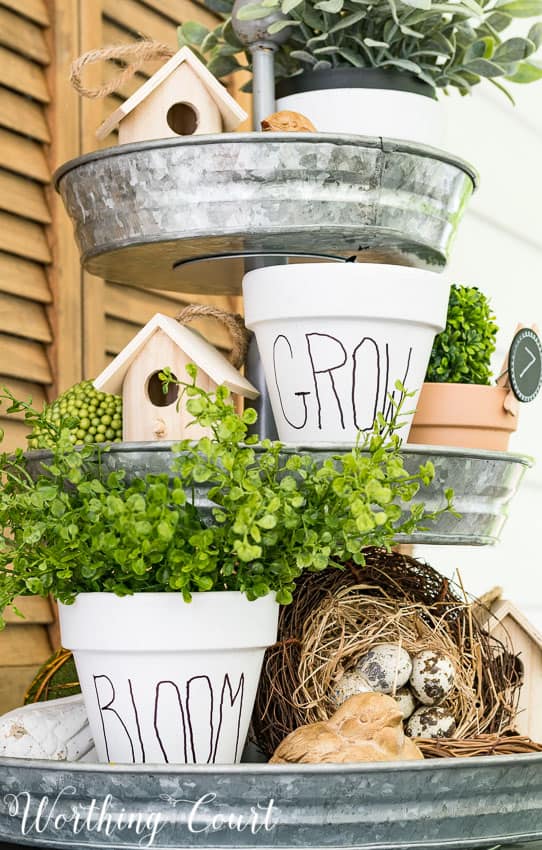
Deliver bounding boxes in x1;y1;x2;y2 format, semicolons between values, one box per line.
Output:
252;548;522;758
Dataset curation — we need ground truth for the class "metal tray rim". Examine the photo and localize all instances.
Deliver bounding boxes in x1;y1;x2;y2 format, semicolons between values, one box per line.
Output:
1;750;542;775
53;133;479;190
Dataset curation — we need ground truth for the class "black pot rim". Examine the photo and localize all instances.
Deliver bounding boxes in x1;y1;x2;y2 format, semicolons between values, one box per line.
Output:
276;67;436;100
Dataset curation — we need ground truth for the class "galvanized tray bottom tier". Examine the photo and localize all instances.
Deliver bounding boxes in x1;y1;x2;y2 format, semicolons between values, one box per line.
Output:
25;443;531;546
2;753;542;850
54;133;477;294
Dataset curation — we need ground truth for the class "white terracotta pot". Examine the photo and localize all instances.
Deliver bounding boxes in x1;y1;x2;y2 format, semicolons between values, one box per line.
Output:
275;69;445;147
59;591;279;765
243;264;450;444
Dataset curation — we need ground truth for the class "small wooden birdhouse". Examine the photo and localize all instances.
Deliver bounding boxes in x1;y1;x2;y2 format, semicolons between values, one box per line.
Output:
479;596;542;743
93;313;258;442
96;46;247;145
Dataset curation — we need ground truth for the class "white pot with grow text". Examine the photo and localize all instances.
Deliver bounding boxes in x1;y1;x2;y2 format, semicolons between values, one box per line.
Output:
59;591;279;765
243;263;450;444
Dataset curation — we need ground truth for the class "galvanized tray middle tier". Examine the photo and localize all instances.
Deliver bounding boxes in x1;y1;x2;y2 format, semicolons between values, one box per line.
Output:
25;444;531;546
54;133;477;294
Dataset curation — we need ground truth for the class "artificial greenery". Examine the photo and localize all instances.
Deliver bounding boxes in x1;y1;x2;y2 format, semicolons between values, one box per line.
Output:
426;284;498;384
178;0;542;100
0;370;452;626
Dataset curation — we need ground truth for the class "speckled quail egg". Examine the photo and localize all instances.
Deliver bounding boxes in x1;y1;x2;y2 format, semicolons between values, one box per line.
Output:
356;643;413;694
406;706;456;739
395;687;416;720
409;650;455;705
332;671;373;707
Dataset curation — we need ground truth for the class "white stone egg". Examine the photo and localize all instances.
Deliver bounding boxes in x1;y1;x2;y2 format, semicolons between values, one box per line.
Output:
395;687;416;720
409;650;456;705
406;706;457;739
356;643;412;694
332;671;373;707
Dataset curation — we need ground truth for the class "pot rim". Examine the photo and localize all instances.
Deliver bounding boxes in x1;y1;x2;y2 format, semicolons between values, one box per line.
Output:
276;67;437;100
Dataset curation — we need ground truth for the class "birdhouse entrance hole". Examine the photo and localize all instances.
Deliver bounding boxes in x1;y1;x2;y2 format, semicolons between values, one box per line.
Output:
166;102;199;135
147;371;179;407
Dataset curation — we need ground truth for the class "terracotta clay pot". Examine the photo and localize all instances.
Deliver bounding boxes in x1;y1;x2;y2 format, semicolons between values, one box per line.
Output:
408;383;519;451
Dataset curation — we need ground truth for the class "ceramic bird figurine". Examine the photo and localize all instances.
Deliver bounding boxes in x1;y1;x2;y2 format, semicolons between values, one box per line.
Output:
261;110;317;133
269;692;424;764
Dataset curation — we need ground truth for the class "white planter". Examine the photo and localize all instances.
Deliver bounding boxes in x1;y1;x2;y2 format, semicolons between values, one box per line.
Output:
243;264;449;444
275;69;445;148
59;591;279;765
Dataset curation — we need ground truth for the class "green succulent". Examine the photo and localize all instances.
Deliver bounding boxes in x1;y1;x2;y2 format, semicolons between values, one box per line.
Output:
178;0;542;100
426;284;498;384
29;380;122;449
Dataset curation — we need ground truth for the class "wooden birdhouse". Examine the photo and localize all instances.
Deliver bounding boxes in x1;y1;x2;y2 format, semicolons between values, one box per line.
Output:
93;313;258;442
96;46;247;145
479;596;542;743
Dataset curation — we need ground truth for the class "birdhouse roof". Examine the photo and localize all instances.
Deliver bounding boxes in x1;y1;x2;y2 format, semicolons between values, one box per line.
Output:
96;46;247;140
93;312;259;399
483;598;542;648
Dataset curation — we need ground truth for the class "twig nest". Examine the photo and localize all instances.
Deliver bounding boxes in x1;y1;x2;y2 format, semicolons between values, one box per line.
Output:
395;687;416;720
410;650;455;705
261;110;317;133
356;643;412;694
332;671;373;707
406;706;457;739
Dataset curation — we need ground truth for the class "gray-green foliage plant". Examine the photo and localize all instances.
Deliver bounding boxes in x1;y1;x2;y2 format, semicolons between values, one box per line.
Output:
0;369;452;625
426;284;498;384
178;0;542;99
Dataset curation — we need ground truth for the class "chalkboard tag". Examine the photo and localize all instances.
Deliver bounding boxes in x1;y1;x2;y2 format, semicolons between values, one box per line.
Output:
508;327;542;403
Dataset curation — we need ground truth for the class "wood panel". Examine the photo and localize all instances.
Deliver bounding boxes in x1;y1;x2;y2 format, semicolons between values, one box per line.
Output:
0;292;52;342
0;128;50;182
0;87;50;141
0;333;52;384
0;5;49;65
0;45;50;101
0;169;51;223
0;0;49;27
0;211;51;264
0;253;52;302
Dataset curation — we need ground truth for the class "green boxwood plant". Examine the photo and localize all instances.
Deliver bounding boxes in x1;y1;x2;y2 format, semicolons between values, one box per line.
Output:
179;0;542;100
425;284;498;384
0;369;452;625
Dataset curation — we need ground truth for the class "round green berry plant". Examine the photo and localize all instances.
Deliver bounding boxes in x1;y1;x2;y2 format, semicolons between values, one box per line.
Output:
0;369;453;626
425;284;498;385
29;380;122;448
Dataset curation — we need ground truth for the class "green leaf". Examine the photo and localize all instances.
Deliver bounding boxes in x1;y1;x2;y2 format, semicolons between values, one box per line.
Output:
506;58;542;80
329;10;366;32
315;0;344;10
178;22;209;46
207;55;243;78
236;2;275;19
464;37;495;62
282;0;304;12
267;18;299;32
494;36;536;62
463;57;506;76
496;0;542;15
528;21;542;47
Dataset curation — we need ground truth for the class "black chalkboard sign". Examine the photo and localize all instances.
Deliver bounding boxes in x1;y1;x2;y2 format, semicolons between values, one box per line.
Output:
508;328;542;403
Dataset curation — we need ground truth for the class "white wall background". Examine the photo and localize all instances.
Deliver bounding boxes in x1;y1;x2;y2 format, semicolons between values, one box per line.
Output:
413;80;542;626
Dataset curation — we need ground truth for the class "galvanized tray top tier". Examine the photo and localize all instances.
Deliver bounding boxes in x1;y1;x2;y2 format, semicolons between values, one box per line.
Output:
54;133;477;294
25;444;530;546
2;752;542;849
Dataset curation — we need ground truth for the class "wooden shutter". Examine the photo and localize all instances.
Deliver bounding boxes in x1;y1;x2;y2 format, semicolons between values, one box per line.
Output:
76;0;246;381
0;0;53;451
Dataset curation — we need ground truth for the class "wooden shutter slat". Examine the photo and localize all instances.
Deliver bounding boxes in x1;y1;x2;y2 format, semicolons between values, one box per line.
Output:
0;128;50;183
102;21;170;77
0;6;49;66
0;169;51;223
0;212;51;264
0;46;49;102
139;0;184;24
0;374;47;414
0;252;51;303
0;419;30;452
0;0;49;27
106;287;233;350
105;0;218;36
103;60;148;100
106;316;140;355
0;292;52;342
0;332;52;383
0;88;50;142
3;597;54;625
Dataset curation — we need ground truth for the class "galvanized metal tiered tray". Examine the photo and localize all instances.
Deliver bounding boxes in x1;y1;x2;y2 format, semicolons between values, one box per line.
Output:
25;443;531;546
54;133;477;294
2;753;542;849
